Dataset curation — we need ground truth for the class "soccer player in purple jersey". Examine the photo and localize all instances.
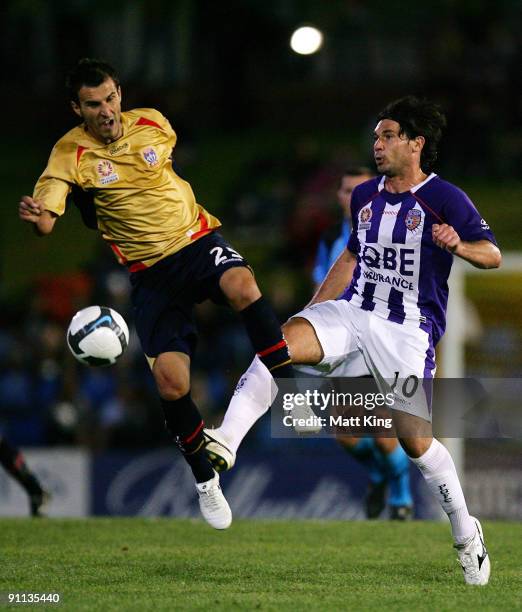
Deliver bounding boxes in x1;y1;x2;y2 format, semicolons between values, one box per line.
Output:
206;96;500;585
313;167;413;520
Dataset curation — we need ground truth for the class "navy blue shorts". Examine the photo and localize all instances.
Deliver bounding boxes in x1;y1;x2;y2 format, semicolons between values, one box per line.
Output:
129;232;251;359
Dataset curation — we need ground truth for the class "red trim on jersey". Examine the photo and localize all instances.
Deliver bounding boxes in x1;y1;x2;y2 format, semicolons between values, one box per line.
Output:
128;262;148;273
359;191;381;209
109;242;128;264
361;189;446;225
136;117;162;129
183;420;204;444
258;340;287;358
76;146;87;165
111;244;149;272
190;212;214;241
412;194;446;224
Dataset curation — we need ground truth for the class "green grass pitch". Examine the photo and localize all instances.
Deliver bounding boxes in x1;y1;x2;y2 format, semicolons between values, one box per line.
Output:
1;519;520;611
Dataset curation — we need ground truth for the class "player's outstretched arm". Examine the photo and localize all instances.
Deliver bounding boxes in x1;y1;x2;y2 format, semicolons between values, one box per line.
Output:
19;196;57;236
308;248;357;306
432;223;501;269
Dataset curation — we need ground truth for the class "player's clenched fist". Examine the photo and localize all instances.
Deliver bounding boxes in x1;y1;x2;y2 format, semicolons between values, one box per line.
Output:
19;196;56;235
19;195;43;223
432;223;461;253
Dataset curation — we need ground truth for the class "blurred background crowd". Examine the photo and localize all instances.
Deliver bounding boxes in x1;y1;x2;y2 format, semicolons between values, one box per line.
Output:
1;0;521;453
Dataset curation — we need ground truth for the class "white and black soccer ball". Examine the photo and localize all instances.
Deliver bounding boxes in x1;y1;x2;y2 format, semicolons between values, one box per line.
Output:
67;306;129;367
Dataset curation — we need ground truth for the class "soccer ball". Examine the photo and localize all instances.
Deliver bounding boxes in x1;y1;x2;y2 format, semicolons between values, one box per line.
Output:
67;306;129;366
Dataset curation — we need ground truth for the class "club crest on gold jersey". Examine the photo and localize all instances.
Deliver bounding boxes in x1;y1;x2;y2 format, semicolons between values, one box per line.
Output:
142;146;159;167
96;160;119;185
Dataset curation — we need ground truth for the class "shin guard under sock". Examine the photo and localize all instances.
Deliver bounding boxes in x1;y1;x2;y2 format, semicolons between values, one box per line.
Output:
161;396;214;483
240;297;294;378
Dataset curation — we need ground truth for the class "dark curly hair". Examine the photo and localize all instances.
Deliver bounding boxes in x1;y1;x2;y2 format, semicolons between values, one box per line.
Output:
377;96;447;173
66;58;120;104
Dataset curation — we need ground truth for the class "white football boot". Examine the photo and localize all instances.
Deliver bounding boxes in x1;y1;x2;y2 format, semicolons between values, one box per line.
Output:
455;517;490;585
204;429;236;472
195;471;232;530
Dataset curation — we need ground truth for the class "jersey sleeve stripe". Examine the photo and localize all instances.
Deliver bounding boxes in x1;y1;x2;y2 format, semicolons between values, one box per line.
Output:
136;117;163;129
76;145;88;165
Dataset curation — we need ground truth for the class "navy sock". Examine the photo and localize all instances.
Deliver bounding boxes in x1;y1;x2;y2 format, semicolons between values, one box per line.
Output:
240;297;294;378
161;396;214;483
0;437;43;495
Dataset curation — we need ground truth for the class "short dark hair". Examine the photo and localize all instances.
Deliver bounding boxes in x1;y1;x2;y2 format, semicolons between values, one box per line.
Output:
343;166;372;178
376;96;447;173
66;58;120;103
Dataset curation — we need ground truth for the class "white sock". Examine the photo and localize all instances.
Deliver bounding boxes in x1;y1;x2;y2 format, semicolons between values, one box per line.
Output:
217;356;276;453
410;438;475;543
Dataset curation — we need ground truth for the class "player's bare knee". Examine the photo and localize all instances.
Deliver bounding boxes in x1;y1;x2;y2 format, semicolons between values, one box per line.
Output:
235;283;262;311
154;374;190;401
152;355;190;400
221;268;261;311
282;318;323;364
281;320;303;360
399;436;433;459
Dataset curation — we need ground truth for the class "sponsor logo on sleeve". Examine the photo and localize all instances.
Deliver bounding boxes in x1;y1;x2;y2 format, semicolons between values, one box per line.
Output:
480;218;490;230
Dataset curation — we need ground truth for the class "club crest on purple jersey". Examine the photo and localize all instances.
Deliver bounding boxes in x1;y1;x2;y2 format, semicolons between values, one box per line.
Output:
405;208;422;231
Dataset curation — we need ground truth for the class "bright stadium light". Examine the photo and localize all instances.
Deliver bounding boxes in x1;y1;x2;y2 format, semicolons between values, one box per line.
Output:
290;26;323;55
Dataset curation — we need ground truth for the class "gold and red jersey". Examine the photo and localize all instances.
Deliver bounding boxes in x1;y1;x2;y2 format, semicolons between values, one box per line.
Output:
33;108;221;269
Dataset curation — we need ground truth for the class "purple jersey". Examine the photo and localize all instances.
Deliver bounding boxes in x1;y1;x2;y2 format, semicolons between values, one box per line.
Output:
341;173;497;345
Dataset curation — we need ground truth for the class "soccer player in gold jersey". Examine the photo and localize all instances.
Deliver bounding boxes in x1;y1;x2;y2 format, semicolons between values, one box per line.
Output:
19;58;294;529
